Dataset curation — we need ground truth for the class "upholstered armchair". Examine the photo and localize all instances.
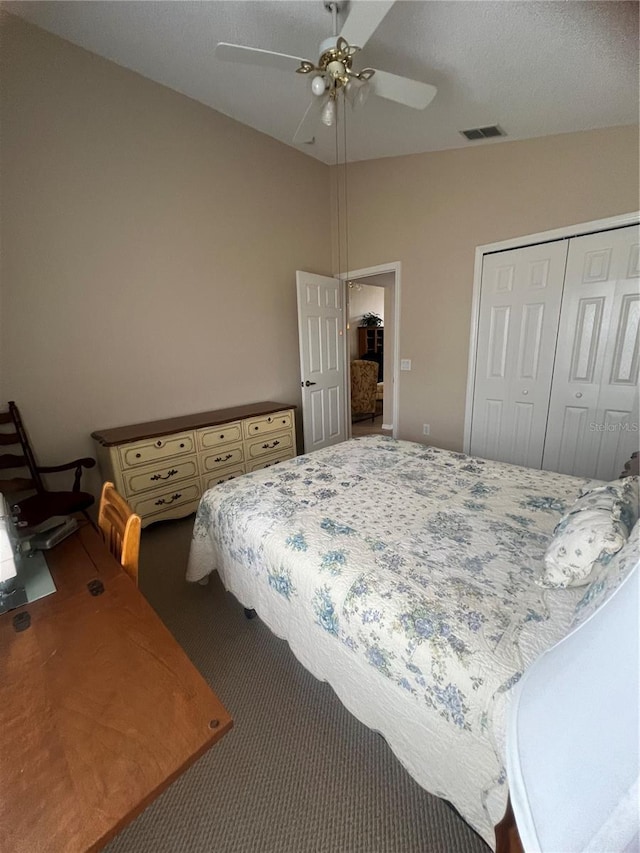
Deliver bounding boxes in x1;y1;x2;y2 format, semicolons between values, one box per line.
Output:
351;359;378;422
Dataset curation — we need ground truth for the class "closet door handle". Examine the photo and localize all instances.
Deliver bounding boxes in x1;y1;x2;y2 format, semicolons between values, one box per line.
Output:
522;390;529;396
304;380;317;387
575;392;583;399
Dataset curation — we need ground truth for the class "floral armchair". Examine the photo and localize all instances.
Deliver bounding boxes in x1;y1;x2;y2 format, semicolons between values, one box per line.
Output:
350;359;378;421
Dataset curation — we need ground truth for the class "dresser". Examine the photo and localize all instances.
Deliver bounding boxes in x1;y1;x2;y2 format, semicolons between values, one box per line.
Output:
92;402;297;527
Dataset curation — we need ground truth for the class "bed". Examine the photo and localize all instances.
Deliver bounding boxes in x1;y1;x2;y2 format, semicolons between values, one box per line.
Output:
186;435;633;847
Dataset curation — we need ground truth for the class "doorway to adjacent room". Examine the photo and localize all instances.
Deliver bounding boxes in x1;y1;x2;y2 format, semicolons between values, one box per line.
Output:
346;263;400;438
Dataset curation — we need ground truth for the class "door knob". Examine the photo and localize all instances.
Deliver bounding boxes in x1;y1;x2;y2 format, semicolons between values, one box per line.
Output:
304;380;317;387
575;392;583;398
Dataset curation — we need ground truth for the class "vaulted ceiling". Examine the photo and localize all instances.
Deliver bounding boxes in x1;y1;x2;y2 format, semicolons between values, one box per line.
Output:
7;1;639;164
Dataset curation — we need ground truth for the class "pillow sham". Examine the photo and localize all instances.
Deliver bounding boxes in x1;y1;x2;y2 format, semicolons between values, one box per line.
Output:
574;476;639;533
539;508;628;588
571;520;640;628
538;476;638;589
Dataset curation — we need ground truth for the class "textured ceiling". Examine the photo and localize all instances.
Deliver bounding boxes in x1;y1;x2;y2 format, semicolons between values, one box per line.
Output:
6;0;639;164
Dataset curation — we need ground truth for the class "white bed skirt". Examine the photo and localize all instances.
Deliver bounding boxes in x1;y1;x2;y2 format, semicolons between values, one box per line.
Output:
205;549;506;849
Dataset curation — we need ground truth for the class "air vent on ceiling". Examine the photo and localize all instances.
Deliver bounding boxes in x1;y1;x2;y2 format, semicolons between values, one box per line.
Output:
460;125;505;141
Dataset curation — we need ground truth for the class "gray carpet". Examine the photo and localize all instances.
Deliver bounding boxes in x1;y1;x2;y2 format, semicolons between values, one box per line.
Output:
106;517;490;853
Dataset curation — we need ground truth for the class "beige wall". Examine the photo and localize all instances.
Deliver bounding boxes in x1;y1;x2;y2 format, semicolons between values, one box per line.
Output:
2;15;638;486
334;125;639;450
0;14;330;493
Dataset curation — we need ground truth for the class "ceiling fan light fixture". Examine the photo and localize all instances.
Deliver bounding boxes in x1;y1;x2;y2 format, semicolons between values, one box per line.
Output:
216;1;438;148
321;96;337;127
327;59;346;80
311;75;326;96
345;77;370;109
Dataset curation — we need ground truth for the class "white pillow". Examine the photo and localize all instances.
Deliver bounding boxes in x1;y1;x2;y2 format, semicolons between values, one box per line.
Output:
571;520;640;627
574;477;639;533
538;476;639;589
539;508;628;588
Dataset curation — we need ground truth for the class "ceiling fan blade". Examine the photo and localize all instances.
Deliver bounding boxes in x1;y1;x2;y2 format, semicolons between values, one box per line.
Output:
339;0;395;50
215;43;309;73
369;70;437;110
293;99;323;145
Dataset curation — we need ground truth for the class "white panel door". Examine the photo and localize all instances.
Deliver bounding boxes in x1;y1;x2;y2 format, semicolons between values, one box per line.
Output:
296;271;347;452
470;240;568;467
543;225;640;479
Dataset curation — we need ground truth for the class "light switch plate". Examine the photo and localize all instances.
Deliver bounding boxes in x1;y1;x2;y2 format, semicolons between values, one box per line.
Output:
400;359;412;371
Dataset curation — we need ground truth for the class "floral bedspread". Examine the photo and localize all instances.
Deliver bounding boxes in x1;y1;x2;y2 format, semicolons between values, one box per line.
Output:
187;436;594;845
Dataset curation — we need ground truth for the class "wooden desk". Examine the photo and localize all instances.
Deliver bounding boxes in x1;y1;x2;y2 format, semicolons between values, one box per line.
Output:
0;524;232;852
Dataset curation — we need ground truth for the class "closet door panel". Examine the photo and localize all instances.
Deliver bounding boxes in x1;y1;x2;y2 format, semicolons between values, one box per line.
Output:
470;241;568;468
591;282;640;480
543;225;640;479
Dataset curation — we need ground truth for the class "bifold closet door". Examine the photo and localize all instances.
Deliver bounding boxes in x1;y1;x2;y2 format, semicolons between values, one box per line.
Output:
470;240;568;468
542;225;640;480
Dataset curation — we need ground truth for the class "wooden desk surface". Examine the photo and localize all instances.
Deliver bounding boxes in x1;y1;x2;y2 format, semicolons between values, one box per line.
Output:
0;524;232;852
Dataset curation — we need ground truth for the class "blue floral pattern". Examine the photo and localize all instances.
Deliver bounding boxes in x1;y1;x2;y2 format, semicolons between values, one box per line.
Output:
187;436;611;843
571;520;639;627
540;476;638;588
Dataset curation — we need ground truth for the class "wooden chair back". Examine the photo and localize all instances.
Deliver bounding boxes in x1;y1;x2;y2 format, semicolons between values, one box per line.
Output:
0;402;44;495
0;402;96;529
98;482;141;585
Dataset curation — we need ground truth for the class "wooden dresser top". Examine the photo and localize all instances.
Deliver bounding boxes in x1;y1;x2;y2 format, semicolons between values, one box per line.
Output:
92;401;297;447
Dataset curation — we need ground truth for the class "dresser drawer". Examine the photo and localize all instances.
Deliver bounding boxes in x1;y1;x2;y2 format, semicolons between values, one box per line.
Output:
202;465;246;491
245;430;294;461
119;433;195;469
243;410;293;439
246;451;294;473
123;456;199;497
201;442;244;473
197;422;242;451
130;481;201;518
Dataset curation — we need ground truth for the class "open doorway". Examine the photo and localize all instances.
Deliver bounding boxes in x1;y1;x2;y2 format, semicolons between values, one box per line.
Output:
345;263;400;438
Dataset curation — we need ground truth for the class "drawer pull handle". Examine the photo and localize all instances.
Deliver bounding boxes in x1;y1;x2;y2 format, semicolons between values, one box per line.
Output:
156;440;163;447
254;425;259;431
135;452;142;458
219;434;224;439
155;492;182;506
267;417;272;422
214;453;233;463
179;443;185;448
150;469;178;482
262;440;280;450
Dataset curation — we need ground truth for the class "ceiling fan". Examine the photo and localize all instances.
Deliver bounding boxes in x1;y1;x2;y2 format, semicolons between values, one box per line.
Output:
215;1;437;145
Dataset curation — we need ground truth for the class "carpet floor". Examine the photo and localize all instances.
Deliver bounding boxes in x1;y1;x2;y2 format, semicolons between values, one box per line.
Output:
106;517;490;853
